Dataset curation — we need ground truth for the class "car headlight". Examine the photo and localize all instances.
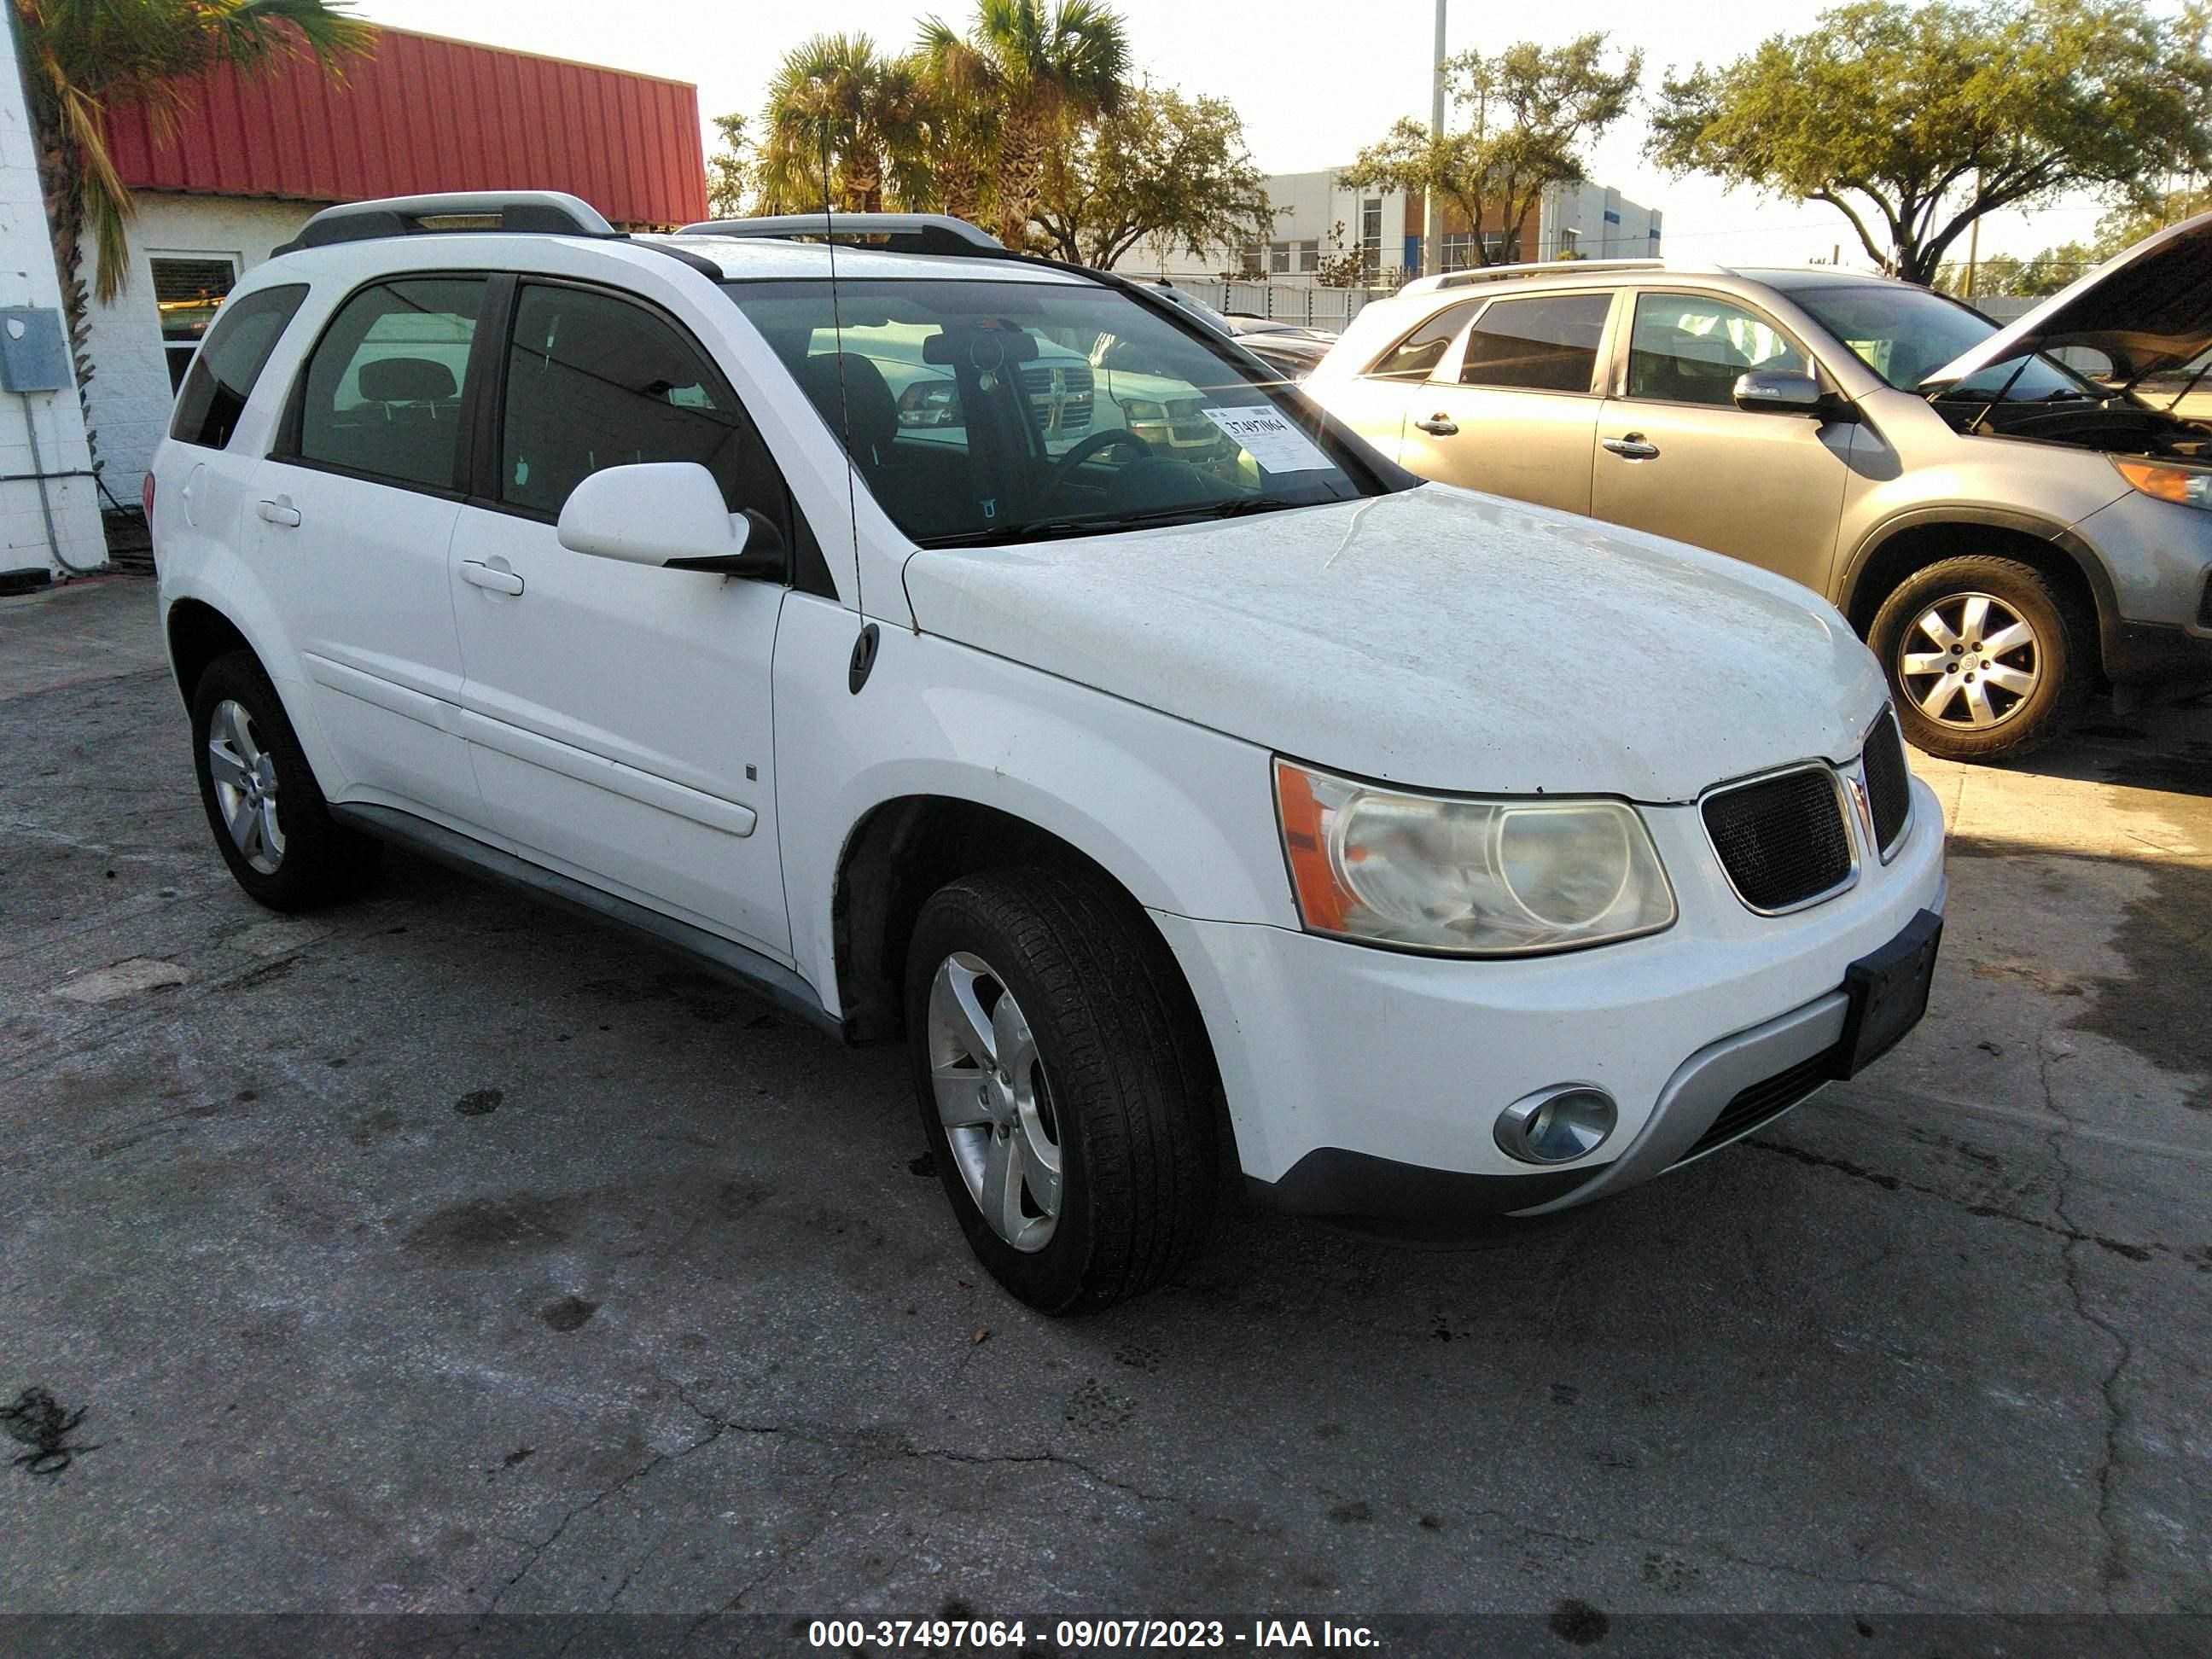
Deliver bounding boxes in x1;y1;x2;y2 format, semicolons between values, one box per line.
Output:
1121;399;1168;424
2112;456;2212;509
1273;759;1676;955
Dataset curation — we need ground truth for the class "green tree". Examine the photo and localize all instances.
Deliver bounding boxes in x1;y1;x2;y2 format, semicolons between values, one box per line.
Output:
1941;183;2212;299
1648;0;2212;286
1339;34;1641;268
1933;245;2090;299
756;32;933;215
18;0;372;308
2084;184;2212;260
1030;84;1271;268
916;0;1130;248
705;112;748;220
1310;221;1365;288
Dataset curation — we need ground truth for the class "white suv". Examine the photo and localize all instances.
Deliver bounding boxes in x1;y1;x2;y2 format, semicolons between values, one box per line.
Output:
150;194;1947;1311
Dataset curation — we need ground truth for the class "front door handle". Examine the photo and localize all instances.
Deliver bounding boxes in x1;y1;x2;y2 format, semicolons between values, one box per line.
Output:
1413;414;1459;436
256;497;301;527
459;560;525;597
1602;434;1661;460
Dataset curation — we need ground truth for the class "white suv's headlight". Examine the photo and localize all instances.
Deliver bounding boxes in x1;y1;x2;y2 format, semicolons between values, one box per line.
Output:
1273;759;1676;955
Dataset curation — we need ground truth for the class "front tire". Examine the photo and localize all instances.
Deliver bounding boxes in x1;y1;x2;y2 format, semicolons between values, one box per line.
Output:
905;865;1219;1313
1869;555;2093;762
189;650;381;911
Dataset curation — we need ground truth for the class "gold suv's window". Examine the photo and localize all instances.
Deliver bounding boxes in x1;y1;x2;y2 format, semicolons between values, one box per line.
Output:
1458;294;1611;393
1627;294;1807;405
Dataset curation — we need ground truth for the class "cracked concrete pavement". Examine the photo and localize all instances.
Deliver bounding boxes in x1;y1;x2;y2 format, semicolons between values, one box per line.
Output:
2;577;2208;1617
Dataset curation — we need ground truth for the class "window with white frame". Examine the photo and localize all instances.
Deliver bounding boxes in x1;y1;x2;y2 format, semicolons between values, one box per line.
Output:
1359;199;1382;279
152;254;242;393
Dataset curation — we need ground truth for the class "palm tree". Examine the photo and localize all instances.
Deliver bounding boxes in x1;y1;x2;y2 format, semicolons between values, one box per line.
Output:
756;33;934;216
15;0;370;478
17;0;373;311
917;0;1130;249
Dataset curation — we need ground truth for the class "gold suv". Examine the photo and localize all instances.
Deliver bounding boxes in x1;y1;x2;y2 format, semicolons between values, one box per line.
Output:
1307;230;2212;762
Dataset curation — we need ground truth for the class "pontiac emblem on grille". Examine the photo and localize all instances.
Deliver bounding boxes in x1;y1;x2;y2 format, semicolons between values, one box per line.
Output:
1847;771;1876;841
1039;367;1072;433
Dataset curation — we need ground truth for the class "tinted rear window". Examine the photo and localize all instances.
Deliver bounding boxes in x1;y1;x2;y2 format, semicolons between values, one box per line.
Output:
1460;294;1611;393
167;283;308;449
1367;301;1480;381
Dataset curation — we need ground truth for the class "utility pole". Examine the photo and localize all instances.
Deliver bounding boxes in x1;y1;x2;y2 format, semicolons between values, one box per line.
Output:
1964;169;1982;300
1422;0;1446;276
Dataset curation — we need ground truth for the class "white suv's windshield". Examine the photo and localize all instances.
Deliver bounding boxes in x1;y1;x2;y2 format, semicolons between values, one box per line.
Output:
1787;283;2108;405
725;276;1392;546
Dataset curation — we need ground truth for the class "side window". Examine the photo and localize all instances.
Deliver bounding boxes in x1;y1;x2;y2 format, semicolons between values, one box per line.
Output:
1459;294;1611;393
168;283;308;451
293;277;485;490
1627;292;1808;406
1366;301;1480;381
500;283;783;521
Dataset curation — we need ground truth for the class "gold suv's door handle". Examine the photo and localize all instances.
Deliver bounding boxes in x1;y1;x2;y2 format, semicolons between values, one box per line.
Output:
1602;434;1661;460
1413;414;1459;436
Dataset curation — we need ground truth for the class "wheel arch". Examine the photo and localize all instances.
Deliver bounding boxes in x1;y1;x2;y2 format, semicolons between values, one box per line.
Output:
1839;509;2116;675
829;794;1197;1043
165;597;260;709
828;789;1239;1177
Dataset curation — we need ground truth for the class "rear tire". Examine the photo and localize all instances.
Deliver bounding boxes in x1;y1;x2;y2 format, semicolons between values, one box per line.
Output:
905;864;1219;1313
189;650;381;911
1870;555;2093;762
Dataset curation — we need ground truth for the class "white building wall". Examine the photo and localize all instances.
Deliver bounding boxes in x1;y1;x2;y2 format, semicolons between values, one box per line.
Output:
1154;167;1659;290
1133;168;1412;287
0;15;109;580
83;193;321;509
1539;181;1664;261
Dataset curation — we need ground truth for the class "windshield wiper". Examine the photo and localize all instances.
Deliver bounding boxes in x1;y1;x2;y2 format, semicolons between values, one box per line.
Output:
913;497;1322;550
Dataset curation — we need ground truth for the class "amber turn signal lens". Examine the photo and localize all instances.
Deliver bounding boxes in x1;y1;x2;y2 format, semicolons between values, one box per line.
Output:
1272;758;1347;932
2113;457;2212;509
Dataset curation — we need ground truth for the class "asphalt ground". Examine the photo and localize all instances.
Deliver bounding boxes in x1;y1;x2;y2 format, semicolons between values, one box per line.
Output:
2;577;2208;1640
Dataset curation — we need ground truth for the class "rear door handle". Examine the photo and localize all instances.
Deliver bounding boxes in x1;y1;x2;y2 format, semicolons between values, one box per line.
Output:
1413;414;1459;436
1602;435;1660;460
459;560;525;597
255;498;301;527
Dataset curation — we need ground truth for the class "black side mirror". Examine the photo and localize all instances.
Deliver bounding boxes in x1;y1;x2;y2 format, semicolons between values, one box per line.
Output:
665;509;790;580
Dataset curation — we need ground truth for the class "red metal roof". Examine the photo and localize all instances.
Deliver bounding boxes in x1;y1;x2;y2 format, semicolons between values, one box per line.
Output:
102;26;707;228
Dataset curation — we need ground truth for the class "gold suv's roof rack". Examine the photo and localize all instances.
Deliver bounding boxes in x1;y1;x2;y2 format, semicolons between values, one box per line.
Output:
1397;258;1682;295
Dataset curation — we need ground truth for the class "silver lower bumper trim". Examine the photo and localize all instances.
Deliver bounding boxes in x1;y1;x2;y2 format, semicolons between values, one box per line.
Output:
1509;988;1849;1217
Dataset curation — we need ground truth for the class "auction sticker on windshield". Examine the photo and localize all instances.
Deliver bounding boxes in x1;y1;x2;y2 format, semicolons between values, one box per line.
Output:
1201;406;1330;473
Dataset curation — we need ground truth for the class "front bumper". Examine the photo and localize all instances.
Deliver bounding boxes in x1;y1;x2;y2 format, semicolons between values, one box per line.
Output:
2074;490;2212;684
1152;775;1947;1230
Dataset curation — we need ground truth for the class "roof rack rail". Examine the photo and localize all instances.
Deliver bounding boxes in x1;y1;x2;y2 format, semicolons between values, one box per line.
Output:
1397;258;1668;295
677;212;1003;255
276;191;620;254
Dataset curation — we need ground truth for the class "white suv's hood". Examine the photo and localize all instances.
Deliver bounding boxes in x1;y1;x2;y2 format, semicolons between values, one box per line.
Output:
900;485;1888;802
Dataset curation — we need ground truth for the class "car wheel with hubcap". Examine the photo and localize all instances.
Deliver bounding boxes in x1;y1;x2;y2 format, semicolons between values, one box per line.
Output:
905;864;1219;1313
1870;555;2093;762
189;650;381;911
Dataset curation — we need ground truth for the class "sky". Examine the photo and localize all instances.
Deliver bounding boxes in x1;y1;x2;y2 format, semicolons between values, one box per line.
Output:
359;0;2134;269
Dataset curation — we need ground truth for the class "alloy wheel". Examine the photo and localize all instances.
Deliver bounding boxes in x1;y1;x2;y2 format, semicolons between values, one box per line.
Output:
1896;591;2041;731
206;698;285;874
926;952;1064;1253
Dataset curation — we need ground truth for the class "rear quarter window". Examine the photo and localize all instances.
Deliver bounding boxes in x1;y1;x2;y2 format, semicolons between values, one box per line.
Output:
167;283;309;450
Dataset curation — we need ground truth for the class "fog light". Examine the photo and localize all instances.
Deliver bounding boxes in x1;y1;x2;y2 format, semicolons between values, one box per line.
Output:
1494;1086;1617;1165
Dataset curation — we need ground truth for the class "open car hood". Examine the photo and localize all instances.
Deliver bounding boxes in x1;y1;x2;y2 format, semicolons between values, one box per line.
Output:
1926;209;2212;392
